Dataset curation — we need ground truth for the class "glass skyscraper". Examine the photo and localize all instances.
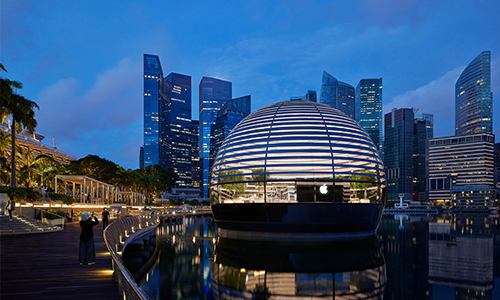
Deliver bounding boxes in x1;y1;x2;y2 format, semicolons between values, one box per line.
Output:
211;95;251;162
191;120;201;190
199;77;232;198
455;51;492;136
163;73;192;187
320;71;355;119
384;108;432;202
355;78;383;153
143;54;164;167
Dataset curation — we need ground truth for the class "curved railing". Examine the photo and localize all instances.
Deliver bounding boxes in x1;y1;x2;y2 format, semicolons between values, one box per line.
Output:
103;214;160;300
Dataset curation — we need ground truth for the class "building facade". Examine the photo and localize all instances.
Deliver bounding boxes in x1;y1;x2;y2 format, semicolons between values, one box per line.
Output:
355;78;383;154
143;54;164;167
384;108;415;202
162;73;192;187
320;71;355;119
455;51;492;136
384;108;432;203
302;90;317;102
427;133;495;206
495;143;500;188
210;95;251;162
191;120;201;190
199;77;232;198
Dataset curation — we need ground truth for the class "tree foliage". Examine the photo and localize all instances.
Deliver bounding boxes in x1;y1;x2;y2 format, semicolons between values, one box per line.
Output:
0;64;39;187
219;170;247;196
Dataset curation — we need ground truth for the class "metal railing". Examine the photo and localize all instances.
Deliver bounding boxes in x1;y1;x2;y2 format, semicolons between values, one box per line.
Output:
103;214;160;300
20;201;66;228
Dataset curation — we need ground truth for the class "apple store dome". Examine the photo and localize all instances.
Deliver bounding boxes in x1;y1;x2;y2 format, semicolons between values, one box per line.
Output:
210;100;386;205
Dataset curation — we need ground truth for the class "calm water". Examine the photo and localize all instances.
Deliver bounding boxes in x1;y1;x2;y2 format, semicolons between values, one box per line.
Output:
123;213;500;300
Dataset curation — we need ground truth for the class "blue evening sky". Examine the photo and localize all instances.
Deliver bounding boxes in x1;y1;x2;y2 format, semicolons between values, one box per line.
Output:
2;0;499;169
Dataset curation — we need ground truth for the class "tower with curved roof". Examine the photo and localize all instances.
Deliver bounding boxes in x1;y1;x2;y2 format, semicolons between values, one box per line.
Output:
455;51;492;136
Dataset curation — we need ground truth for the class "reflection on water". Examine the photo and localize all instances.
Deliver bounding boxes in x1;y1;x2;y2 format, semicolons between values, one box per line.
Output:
212;237;385;299
125;213;500;300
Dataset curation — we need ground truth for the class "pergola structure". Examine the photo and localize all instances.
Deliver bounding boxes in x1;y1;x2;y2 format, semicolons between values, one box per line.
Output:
118;191;146;206
54;175;116;206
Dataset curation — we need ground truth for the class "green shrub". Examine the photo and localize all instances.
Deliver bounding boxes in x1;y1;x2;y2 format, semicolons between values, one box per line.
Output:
0;186;31;202
25;188;41;203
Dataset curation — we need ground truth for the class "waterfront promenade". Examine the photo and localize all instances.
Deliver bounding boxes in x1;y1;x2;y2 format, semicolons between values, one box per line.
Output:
0;220;121;299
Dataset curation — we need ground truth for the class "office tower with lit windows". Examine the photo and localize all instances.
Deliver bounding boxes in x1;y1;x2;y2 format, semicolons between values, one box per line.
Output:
211;95;251;162
162;73;192;187
427;134;495;206
191;120;201;190
143;54;164;167
495;143;500;187
413;114;433;202
455;51;492;136
384;108;433;202
355;78;383;153
199;77;232;198
320;71;355;119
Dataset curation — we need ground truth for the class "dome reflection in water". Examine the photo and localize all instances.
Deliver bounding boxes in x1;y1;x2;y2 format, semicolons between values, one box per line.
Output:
129;215;386;300
212;237;386;299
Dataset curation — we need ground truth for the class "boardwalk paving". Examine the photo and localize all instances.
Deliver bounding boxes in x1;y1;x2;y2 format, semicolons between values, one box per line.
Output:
0;220;121;300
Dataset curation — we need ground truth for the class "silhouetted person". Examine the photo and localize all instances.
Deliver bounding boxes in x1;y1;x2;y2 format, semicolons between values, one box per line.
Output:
79;211;99;265
102;208;109;229
6;196;15;221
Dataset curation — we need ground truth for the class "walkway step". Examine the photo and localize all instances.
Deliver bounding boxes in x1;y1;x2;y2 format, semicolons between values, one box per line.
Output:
0;215;62;235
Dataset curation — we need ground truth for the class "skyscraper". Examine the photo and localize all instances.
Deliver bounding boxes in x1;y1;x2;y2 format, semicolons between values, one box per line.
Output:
162;73;192;187
199;77;232;198
455;51;492;136
413;114;433;202
143;54;164;167
384;108;433;202
320;71;355;119
384;108;414;202
191;120;201;190
211;95;251;162
302;90;317;102
355;78;383;153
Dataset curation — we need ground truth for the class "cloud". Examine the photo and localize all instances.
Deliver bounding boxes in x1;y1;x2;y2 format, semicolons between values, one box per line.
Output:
36;58;142;140
34;58;143;168
359;0;442;27
385;66;464;137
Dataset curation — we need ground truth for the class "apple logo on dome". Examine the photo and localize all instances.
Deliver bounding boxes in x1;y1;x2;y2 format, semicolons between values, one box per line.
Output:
319;184;328;195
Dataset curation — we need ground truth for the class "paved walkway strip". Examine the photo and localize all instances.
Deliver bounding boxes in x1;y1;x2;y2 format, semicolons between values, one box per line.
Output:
0;220;121;300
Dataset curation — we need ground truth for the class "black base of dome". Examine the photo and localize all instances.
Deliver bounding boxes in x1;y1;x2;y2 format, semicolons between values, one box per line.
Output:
211;202;385;241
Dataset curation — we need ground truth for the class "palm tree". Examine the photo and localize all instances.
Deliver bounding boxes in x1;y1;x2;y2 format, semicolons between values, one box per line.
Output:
17;148;53;187
0;63;23;107
0;156;10;186
1;93;39;187
0;130;11;156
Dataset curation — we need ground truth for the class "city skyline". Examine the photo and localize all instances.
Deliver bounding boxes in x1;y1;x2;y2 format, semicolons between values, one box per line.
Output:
2;0;500;169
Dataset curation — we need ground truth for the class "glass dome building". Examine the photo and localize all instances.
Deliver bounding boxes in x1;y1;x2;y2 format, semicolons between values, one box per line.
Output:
210;100;386;239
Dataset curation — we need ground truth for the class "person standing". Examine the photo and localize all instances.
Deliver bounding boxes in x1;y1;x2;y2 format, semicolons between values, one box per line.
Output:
6;196;15;221
102;208;109;229
79;211;99;265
